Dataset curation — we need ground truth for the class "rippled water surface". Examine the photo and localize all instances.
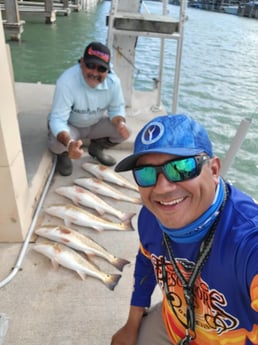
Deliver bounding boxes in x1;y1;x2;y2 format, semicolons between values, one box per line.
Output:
7;1;258;198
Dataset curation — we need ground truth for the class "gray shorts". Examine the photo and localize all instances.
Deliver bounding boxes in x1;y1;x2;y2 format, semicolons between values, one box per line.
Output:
48;117;125;154
136;302;173;345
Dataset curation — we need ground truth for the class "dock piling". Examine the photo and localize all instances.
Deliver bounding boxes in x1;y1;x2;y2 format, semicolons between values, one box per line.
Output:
3;0;25;41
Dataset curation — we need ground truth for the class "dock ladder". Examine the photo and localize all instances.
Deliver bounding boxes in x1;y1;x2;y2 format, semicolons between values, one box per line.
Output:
107;0;187;113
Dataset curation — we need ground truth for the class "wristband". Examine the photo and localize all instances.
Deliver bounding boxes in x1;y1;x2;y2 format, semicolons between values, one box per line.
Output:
66;139;74;150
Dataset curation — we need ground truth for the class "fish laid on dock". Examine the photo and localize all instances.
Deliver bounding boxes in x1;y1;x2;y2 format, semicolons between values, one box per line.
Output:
45;204;135;232
74;178;142;204
55;185;135;222
82;162;139;192
35;225;130;271
33;241;121;290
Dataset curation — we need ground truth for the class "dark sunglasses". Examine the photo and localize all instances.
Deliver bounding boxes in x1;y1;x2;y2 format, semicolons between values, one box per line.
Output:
85;62;108;73
133;155;210;187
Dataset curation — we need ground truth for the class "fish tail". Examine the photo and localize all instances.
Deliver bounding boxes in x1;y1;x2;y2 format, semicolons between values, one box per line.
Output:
111;257;130;272
103;274;121;291
128;198;142;205
131;185;139;192
121;212;136;222
96;208;105;216
132;197;142;204
123;217;135;231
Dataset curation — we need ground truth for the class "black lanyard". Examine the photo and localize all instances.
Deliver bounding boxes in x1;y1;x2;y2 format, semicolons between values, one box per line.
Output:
162;182;228;345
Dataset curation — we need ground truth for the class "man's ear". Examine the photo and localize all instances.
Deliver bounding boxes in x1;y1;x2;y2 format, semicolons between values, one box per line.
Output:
210;156;221;182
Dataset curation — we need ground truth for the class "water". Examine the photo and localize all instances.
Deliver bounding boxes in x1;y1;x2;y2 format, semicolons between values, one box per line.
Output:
6;1;258;198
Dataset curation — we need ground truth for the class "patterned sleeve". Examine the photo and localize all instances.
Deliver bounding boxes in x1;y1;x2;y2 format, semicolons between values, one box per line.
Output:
250;274;258;312
130;207;159;307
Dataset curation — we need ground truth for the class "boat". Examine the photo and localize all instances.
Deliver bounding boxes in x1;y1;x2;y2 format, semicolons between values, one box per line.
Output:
223;4;239;14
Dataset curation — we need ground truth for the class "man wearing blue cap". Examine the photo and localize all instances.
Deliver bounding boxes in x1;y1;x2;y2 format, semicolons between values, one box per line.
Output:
48;41;129;176
111;114;258;345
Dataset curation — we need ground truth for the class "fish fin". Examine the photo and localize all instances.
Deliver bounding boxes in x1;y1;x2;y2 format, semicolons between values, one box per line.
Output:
120;212;136;222
76;271;87;280
130;184;139;193
72;197;80;206
60;237;70;244
111;257;131;272
134;197;142;204
51;259;60;271
63;217;71;227
123;217;136;231
82;253;99;266
81;254;101;269
103;274;122;291
96;208;105;216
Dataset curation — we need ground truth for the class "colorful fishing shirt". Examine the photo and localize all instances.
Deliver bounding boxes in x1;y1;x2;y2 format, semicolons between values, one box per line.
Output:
131;183;258;344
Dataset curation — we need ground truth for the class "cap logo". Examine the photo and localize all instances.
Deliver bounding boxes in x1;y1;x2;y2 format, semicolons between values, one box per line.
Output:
87;46;109;62
141;122;164;145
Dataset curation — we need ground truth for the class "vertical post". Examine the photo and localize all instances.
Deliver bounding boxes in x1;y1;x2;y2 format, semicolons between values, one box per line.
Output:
220;118;252;177
45;0;56;24
107;0;118;49
156;0;168;109
3;0;24;41
0;11;30;241
63;0;69;8
172;0;186;114
108;0;140;107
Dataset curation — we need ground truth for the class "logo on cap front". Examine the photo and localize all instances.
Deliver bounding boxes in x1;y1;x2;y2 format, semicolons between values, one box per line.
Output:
87;47;109;62
141;122;164;145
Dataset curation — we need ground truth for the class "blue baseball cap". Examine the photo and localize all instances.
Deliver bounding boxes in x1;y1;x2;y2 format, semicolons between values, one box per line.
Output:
115;114;213;172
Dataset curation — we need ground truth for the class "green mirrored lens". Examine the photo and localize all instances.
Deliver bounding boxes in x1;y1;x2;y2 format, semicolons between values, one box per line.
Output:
164;157;197;181
134;166;156;187
133;156;206;187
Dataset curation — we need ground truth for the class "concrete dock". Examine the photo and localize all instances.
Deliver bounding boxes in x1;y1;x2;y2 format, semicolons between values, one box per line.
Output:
0;82;165;345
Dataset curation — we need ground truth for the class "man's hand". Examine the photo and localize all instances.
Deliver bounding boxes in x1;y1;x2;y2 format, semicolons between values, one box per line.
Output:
67;139;84;159
111;324;138;345
116;121;130;140
110;306;145;345
112;116;130;140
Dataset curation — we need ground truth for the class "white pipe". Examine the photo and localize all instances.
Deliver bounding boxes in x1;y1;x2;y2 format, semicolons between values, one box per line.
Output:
0;157;57;288
107;0;118;49
141;1;151;14
220;118;252;178
156;0;168;109
172;0;187;113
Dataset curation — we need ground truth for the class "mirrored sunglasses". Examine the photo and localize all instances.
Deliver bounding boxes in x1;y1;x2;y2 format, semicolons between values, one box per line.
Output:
85;62;108;73
133;155;210;187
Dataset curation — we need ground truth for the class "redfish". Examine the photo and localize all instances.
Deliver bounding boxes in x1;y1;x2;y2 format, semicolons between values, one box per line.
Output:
55;185;135;222
82;162;139;192
33;241;121;290
35;225;130;271
74;178;142;204
45;204;135;231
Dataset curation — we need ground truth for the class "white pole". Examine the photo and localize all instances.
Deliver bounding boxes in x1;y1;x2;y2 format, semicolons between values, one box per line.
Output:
172;0;187;114
220;118;252;177
155;0;168;109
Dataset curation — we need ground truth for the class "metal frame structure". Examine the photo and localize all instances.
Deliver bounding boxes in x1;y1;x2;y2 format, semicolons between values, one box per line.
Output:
107;0;187;113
